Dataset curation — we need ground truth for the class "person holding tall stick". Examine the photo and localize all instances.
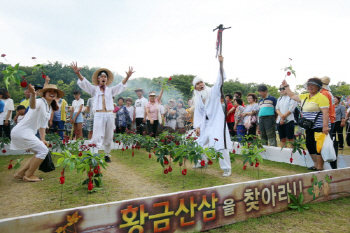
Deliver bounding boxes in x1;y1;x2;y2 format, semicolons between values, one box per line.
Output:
193;55;232;177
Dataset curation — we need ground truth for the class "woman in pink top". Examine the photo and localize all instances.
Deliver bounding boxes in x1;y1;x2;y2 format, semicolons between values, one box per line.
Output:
146;88;163;137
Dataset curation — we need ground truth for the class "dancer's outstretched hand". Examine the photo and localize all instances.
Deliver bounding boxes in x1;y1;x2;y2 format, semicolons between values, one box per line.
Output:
70;62;82;74
125;66;135;78
28;84;35;94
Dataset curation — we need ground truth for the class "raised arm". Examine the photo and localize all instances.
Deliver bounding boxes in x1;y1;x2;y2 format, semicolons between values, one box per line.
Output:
122;66;135;85
156;87;164;103
69;62;84;81
29;84;36;109
281;80;300;102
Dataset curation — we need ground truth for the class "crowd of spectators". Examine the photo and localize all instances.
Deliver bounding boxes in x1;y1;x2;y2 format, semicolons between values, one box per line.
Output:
1;75;350;172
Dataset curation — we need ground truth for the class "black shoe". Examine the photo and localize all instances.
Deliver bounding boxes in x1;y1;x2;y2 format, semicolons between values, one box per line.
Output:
104;156;111;163
306;166;317;171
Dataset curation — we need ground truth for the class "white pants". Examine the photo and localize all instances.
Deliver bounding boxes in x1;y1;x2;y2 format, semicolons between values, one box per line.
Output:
30;142;49;159
200;148;231;170
90;112;115;154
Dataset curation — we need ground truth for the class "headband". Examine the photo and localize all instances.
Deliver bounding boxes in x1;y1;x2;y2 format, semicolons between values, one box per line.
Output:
98;71;108;78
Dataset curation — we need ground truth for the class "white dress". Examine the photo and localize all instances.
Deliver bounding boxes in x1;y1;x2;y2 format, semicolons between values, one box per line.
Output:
10;99;51;150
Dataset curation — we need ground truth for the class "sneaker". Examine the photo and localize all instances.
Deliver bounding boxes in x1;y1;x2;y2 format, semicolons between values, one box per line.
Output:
104;156;111;163
222;169;232;177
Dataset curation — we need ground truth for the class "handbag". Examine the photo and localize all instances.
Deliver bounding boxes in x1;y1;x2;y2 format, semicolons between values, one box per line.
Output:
297;97;321;130
244;116;252;129
321;134;336;162
39;151;55;173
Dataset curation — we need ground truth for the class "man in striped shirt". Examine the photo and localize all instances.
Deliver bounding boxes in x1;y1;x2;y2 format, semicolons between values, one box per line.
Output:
257;85;277;146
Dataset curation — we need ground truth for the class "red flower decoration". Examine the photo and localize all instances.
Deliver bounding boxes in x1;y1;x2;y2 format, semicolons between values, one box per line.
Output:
232;149;236;153
237;145;240;148
214;138;218;141
168;166;172;172
290;157;293;163
88;171;93;177
2;149;6;153
287;71;291;76
182;169;187;175
200;160;205;167
149;153;151;158
88;144;92;147
122;148;125;151
176;142;179;145
94;168;99;174
164;159;169;165
132;151;134;157
303;150;306;155
8;164;13;170
78;152;82;157
42;74;46;79
20;81;27;88
255;163;259;168
330;176;332;180
32;57;36;59
126;146;128;149
250;162;254;166
168;77;172;81
61;169;65;176
243;165;247;170
208;160;213;165
88;181;93;191
1;54;6;57
164;168;168;174
60;176;65;184
49;144;52;148
179;162;183;166
311;178;314;182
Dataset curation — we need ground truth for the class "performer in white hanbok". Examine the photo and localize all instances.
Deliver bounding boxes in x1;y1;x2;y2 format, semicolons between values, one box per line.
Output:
70;62;135;162
193;55;232;177
11;84;65;181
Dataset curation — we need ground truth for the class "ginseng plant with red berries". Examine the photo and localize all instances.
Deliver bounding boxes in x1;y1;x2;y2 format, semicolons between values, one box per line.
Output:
241;141;265;179
281;137;307;168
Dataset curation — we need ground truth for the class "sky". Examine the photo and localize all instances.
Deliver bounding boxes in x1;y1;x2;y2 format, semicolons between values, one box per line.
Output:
1;0;350;90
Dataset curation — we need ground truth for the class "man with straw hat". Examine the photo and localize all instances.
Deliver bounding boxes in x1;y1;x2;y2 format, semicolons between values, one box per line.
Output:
320;76;335;134
70;62;135;162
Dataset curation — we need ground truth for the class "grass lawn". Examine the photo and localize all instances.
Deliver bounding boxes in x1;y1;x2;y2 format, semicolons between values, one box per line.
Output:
0;149;349;232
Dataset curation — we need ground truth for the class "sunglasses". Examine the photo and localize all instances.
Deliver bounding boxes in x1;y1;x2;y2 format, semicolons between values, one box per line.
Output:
279;87;285;91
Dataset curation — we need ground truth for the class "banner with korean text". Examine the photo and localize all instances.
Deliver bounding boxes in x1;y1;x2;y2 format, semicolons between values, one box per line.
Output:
0;168;349;233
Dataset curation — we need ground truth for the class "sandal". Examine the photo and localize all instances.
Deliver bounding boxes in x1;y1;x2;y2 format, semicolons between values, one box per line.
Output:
23;176;44;182
306;166;317;171
13;174;24;180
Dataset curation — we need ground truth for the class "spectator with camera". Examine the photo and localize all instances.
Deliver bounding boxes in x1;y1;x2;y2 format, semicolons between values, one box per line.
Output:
282;78;330;171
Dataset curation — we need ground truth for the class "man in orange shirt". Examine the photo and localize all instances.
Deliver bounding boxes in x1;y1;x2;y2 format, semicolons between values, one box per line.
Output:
320;76;335;134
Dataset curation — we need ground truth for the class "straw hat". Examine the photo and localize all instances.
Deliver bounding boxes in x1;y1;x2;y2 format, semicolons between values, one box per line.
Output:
168;98;176;103
37;84;65;98
134;88;144;93
320;76;331;90
92;68;114;86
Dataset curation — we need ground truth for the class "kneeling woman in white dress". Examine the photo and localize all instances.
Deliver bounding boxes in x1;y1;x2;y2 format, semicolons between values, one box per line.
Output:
11;84;64;182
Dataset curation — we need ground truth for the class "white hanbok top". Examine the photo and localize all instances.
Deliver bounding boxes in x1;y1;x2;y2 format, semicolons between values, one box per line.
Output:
10;98;51;150
77;77;127;111
193;70;232;150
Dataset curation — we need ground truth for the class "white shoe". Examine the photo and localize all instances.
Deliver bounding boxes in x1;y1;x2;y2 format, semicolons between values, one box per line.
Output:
222;169;232;177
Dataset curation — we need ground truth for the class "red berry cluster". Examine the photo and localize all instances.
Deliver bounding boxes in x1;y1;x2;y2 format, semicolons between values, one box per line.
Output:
60;169;65;184
8;160;13;170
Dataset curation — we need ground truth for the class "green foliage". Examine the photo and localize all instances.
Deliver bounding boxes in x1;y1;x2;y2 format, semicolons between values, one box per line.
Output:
288;192;309;212
1;63;27;89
